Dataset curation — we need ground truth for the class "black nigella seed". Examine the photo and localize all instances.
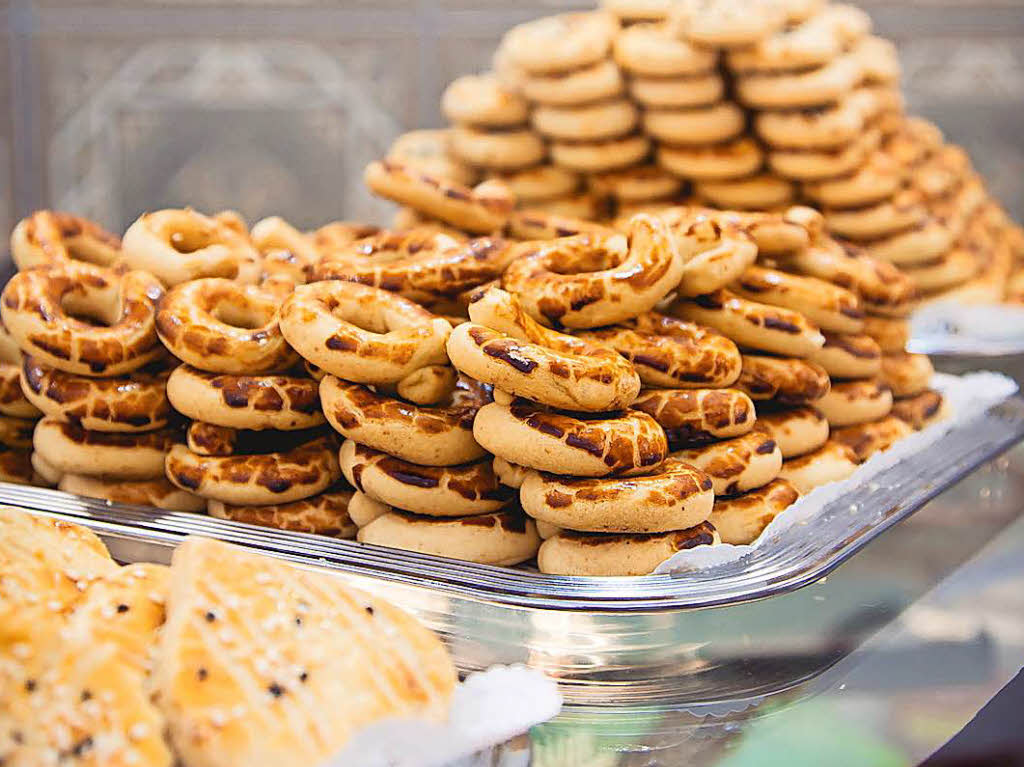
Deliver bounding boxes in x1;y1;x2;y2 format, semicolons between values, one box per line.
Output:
24;679;36;693
80;689;92;702
267;683;285;698
197;667;208;681
70;737;93;757
204;611;216;622
299;671;308;683
116;604;129;613
365;606;374;616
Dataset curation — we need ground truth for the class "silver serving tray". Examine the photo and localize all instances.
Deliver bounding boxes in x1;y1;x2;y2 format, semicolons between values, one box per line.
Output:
6;395;1024;704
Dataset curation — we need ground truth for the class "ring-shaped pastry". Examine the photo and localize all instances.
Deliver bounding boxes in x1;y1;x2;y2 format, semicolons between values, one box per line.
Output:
902;248;978;294
755;405;829;458
520;456;714;533
473;398;667;477
279;281;452;396
630;72;725;108
879;352;933;398
831;415;913;462
549;134;652;173
502;214;684;329
33;417;179;480
782;239;918;318
707;479;800;545
861;315;909;353
249;215;319;263
613;22;717;76
364;161;514;235
658;205;821;256
165;434;341;506
695;174;797;211
659;211;760;297
890;389;947;430
536;522;718;575
312;229;515;303
816;379;893;427
21;354;173;432
11;211;121;271
502;11;620;74
825;191;928;241
735;54;861;109
671;290;825;357
807;332;882;379
446;288;641;412
1;261;164;377
358;507;540;566
522;61;625;109
59;474;206;512
532;99;639;142
121;208;261;286
767;127;881;182
156;278;298;374
672;426;782;496
731;265;863;334
577;311;741;388
339;439;514;517
207;485;358;538
735;354;831;404
320;374;490;467
165;364;324;431
778;440;859;493
632;387;756;448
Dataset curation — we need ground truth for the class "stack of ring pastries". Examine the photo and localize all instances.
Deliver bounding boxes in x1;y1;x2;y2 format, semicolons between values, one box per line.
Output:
441;214;727;576
392;0;1024;302
280;278;541;566
0;257;200;509
152;220;353;534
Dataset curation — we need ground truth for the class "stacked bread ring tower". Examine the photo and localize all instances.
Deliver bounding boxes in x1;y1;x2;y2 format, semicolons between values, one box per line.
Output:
1;212;196;508
390;0;1022;301
132;211;359;538
444;215;730;576
276;273;542;566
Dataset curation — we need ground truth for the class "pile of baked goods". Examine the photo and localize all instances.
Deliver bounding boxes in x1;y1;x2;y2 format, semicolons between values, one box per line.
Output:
2;0;1017;576
413;0;1024;304
1;193;943;575
0;507;456;765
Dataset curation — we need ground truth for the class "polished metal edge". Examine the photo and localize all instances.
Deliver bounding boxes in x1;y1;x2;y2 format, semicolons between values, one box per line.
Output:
5;395;1024;613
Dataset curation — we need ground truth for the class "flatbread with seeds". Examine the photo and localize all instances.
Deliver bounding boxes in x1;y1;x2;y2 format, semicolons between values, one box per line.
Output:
1;561;172;767
154;537;456;767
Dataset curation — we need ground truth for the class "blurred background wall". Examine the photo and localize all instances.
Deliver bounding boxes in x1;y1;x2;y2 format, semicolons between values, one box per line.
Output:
1;0;1022;241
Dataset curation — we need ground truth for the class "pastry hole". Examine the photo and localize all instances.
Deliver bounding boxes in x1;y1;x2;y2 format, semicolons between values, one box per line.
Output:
213;303;268;330
61;294;117;327
169;228;217;254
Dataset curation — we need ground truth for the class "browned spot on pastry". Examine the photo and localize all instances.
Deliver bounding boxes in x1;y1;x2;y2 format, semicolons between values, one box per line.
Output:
761;316;800;334
545;490;573;508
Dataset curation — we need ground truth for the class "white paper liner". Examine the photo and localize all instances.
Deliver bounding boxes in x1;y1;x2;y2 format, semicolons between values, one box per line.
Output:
911;301;1024;354
321;665;562;767
654;371;1019;574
